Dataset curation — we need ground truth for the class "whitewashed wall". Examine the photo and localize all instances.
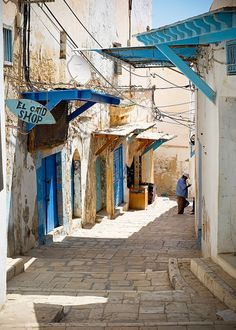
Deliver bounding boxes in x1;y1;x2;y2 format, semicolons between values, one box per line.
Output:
196;42;236;260
0;0;7;307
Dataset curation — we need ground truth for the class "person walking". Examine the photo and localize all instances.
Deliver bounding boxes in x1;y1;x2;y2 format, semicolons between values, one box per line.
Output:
176;173;191;214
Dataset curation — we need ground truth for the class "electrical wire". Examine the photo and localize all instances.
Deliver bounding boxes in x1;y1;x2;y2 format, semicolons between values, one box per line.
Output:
31;6;73;56
61;0;192;87
36;2;197;127
150;72;190;90
156;101;195;108
62;0;153;79
167;67;184;75
41;3;153;109
62;0;103;48
42;3;194;111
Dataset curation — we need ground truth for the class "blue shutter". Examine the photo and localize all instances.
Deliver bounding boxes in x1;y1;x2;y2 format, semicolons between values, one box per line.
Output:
3;27;13;64
226;40;236;75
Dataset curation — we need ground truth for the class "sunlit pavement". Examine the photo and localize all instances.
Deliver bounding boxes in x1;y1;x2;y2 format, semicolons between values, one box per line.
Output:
1;198;234;329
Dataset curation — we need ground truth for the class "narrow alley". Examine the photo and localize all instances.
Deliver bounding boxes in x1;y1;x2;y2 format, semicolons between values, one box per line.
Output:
1;199;235;329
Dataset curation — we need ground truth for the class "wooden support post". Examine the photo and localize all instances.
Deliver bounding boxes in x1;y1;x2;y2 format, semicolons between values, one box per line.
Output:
137;139;154;153
95;136;116;156
110;137;123;152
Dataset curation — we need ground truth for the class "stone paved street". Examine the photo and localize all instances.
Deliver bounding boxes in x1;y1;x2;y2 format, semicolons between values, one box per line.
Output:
0;198;236;329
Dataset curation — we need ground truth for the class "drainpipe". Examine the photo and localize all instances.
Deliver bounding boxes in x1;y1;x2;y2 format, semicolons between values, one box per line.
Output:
128;0;132;92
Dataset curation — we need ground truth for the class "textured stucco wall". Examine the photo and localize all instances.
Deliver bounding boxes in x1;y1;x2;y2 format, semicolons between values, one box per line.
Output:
0;0;7;307
196;42;236;258
4;0;152;253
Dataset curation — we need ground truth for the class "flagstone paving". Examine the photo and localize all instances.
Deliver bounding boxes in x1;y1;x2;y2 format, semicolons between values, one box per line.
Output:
1;198;236;329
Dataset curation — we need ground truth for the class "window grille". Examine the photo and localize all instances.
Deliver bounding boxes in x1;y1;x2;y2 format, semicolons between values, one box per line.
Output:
3;27;13;65
226;40;236;75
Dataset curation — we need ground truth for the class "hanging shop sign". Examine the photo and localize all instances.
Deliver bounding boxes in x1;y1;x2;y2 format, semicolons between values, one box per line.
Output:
5;99;56;125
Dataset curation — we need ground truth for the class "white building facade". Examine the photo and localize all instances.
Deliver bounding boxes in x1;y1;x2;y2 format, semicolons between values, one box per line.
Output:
195;0;236;277
3;0;153;256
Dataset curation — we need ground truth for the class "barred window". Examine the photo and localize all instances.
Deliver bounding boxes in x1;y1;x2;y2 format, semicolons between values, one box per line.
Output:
3;27;13;65
226;40;236;75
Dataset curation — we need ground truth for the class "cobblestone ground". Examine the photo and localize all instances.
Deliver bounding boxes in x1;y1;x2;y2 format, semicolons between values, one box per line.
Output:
1;198;235;329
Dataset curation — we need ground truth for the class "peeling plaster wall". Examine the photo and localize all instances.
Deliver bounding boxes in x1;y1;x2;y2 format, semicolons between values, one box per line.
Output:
4;1;39;256
4;0;152;253
196;42;236;259
0;0;7;307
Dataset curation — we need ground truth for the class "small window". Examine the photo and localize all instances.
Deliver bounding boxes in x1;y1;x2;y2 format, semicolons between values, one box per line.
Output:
226;40;236;75
3;26;13;65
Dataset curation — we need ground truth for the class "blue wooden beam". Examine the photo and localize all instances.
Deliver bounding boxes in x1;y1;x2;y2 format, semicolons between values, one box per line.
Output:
22;89;120;105
68;101;96;122
156;44;216;102
142;139;168;155
21;89;121;132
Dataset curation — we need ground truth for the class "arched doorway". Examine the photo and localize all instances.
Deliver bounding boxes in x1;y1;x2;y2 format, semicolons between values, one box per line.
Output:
71;150;82;218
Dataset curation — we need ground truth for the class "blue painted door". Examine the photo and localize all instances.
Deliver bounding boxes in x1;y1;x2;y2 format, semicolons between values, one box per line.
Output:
113;144;124;207
43;154;59;233
96;157;102;212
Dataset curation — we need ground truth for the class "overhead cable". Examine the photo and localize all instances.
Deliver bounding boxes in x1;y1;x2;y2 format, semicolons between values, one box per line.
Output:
62;0;191;86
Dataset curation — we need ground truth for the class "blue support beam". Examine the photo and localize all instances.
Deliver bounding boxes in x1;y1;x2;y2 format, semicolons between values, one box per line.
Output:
22;89;120;105
21;89;121;132
156;44;216;102
68;101;96;122
143;139;168;155
96;45;198;68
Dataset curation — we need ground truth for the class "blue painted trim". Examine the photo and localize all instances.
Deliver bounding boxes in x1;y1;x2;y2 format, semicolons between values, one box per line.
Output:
156;44;216;102
68;101;96;122
142;139;167;155
22;89;120;105
135;9;236;46
36;155;46;243
22;89;121;132
96;45;197;68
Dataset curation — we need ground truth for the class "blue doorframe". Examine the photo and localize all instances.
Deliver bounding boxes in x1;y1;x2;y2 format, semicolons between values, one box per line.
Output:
36;153;59;242
113;144;124;207
71;160;75;216
96;157;102;212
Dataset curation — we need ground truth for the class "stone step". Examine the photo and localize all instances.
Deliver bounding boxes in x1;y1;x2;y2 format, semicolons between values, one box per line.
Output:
191;258;236;312
6;257;24;282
